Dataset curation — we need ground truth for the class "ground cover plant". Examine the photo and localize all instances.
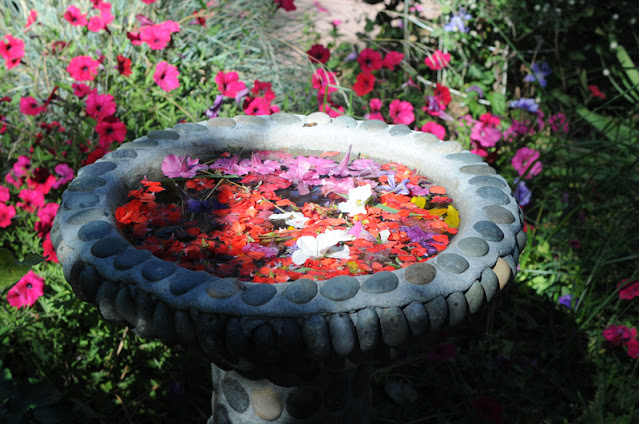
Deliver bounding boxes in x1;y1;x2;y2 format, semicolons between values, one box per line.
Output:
1;0;638;422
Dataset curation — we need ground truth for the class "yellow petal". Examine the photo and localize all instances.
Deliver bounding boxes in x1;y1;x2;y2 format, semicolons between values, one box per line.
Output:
429;208;448;216
410;196;426;209
445;205;460;228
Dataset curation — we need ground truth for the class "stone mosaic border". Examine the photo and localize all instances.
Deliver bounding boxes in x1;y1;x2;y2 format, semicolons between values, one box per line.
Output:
52;112;525;364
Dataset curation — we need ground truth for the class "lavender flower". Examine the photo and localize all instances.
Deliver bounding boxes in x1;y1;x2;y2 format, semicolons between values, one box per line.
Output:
513;179;531;206
205;94;224;118
161;154;208;179
378;172;410;195
444;8;472;33
524;62;551;87
509;98;539;113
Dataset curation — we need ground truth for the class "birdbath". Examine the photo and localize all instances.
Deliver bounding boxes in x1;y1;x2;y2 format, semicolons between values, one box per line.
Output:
52;112;525;423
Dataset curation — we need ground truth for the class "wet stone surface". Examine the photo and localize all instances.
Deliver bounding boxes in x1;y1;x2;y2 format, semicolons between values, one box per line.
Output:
480;268;499;302
403;301;429;336
77;220;113;241
483;205;516;224
141;260;177;282
63;193;100;210
361;271;399;294
464;281;486;314
114;248;153;270
446;152;484;163
147;130;180;140
241;284;277;306
476;186;510;205
404;262;437;285
469;175;507;188
356;308;379;351
457;237;489;257
120;139;159;149
436;253;470;274
329;313;356;356
425;296;448;330
303;315;330;360
473;220;505;242
68;177;106;191
380;307;409;347
319;276;360;301
281;279;318;304
106;149;137;159
447;292;468;327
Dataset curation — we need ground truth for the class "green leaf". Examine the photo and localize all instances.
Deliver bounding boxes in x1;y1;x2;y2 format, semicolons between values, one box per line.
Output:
0;248;43;291
486;91;506;116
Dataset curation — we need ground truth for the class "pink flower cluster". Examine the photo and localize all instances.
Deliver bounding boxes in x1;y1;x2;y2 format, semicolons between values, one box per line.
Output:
63;1;114;33
603;324;639;359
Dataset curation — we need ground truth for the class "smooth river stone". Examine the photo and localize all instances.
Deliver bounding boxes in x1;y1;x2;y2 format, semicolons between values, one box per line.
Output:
77;220;112;241
356;308;379;351
96;281;121;321
207;117;236;128
282;279;318;304
106;149;137;159
252;387;283;421
427;141;462;154
241;284;277;306
319;276;359;301
78;264;101;303
114;248;152;270
480;268;499;302
331;115;357;128
436;253;469;274
380;307;409;347
402;301;429;336
173;122;206;133
425;296;448;330
329;313;356;356
270;112;301;125
235;115;265;126
476;186;510;205
205;278;241;299
361;271;399;294
78;161;117;177
67;208;108;225
302;315;331;360
306;111;331;124
222;377;249;413
469;175;507;188
120;139;159;149
67;176;106;191
414;132;438;144
147;130;179;140
63;192;100;210
473;220;504;242
91;237;129;258
389;124;412;136
169;271;210;295
457;237;489;257
403;262;437;285
493;257;512;289
141;260;177;282
516;230;527;251
360;119;387;132
115;286;137;324
483;205;516;224
459;164;496;175
445;152;484;163
446;292;469;327
464;281;486;314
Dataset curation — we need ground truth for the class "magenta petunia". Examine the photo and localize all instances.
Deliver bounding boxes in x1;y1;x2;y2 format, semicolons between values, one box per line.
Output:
153;61;180;92
311;68;337;97
381;51;404;70
0;202;16;228
85;91;116;120
43;234;58;263
64;5;88;26
512;147;543;179
627;339;639;359
353;72;375;96
96;118;127;146
618;279;639;300
0;34;25;62
0;186;9;203
52;163;75;189
421;121;446;140
244;97;271;115
140;24;172;50
7;270;45;309
388;99;415;125
424;50;451;70
19;96;46;116
275;0;296;12
470;122;501;148
306;44;330;64
216;71;246;98
603;324;636;346
72;83;92;98
67;55;100;81
357;48;383;73
16;189;45;213
161;154;208;179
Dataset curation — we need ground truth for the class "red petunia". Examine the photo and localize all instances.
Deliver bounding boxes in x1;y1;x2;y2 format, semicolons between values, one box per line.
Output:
275;0;296;11
306;44;330;64
153;61;180;92
19;96;46;116
433;83;451;106
424;50;451;70
244;97;272;116
72;83;92;98
96;117;127;147
352;72;375;96
357;48;383;73
85;91;116;120
382;51;404;70
63;5;88;27
67;55;100;81
588;84;606;99
389;99;414;125
43;234;58;263
116;54;132;76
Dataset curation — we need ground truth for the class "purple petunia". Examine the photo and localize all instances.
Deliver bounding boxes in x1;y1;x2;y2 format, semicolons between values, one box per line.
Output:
161;155;209;179
513;179;532;206
444;8;472;33
378;172;410;195
524;62;551;87
509;98;539;113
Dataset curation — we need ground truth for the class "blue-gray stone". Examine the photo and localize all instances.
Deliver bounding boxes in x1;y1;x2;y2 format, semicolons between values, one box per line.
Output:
91;237;129;258
302;315;330;360
77;161;117;177
50;224;62;250
465;281;485;314
436;253;469;274
473;220;504;242
169;271;210;295
115;286;137;324
207;117;236;128
236;115;265;126
480;268;498;303
425;296;448;330
114;248;153;270
241;283;277;306
476;186;510;205
225;318;249;358
153;302;177;345
173;122;206;133
63;193;100;210
77;264;101;303
120;139;159;150
96;281;120;321
360;119;387;132
254;324;278;363
469;176;507;188
282;279;317;304
276;318;303;353
77;220;112;241
67;208;108;225
329;313;356;356
380;307;409;347
133;292;155;338
286;387;322;419
319;276;359;301
271;113;301;125
205;278;241;299
389;124;412;136
446;152;484;163
361;271;399;294
214;404;231;424
402;301;429;336
67;176;106;191
141;260;176;282
147;130;179;140
459;164;496;175
457;237;489;257
414;132;438;144
516;230;527;251
483;205;515;224
447;292;468;327
403;262;437;285
222;377;249;413
356;308;379;351
331;115;357;128
503;255;517;277
106;149;137;159
175;310;197;345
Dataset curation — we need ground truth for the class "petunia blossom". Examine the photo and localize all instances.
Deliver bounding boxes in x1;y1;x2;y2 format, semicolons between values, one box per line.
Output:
618;280;639;300
161;154;208;179
85;91;116;120
16;189;45;213
512;147;543;179
216;71;246;98
67;55;100;81
357;48;382;73
0;186;9;203
153;61;180;92
306;44;330;64
381;51;404;70
338;184;373;216
389;99;414;125
96;117;127;147
311;68;338;97
52;163;74;189
116;55;132;77
291;229;353;265
524;62;551;87
424;50;451;70
0;34;25;63
603;324;635;346
353;72;375;96
513;179;531;206
7;270;45;309
0;203;16;228
244;97;272;115
63;5;88;26
510;98;538;113
421;122;446;140
140;21;180;50
19;96;46;116
588;84;606;99
275;0;296;11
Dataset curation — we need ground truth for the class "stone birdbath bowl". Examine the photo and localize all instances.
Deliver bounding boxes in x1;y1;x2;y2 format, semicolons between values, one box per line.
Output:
52;112;525;423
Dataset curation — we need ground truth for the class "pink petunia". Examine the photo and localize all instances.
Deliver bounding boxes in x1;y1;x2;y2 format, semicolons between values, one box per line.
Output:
7;270;45;309
318;102;344;118
365;98;384;121
0;202;16;228
549;113;569;134
424;50;451;70
19;96;46;116
0;34;25;61
618;279;639;300
382;51;404;71
16;189;45;213
627;339;639;359
85;91;116;120
0;186;9;203
389;99;414;125
471;123;501;148
72;83;92;98
142;0;158;3
140;24;172;50
512;147;543;179
311;68;337;97
421;121;446;140
603;325;635;347
63;5;88;27
67;55;100;81
153;61;180;92
43;234;58;263
275;0;296;11
216;71;246;98
25;10;37;29
96;117;127;147
244;97;272;115
35;202;59;238
52;163;74;189
161;155;208;179
357;48;383;73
